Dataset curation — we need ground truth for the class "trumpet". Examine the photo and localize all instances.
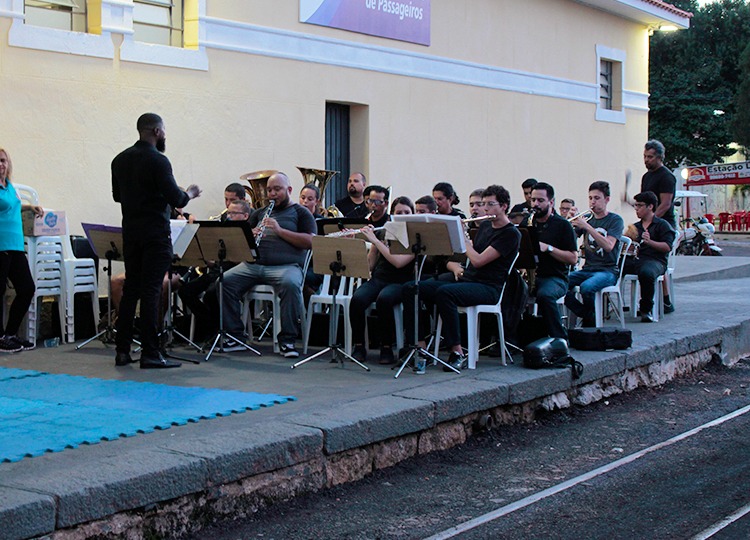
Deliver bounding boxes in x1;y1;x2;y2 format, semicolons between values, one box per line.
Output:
462;215;497;223
208;209;227;221
567;210;594;222
325;225;386;238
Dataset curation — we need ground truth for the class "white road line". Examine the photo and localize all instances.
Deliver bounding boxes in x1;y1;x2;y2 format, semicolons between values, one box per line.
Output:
424;403;750;540
689;501;750;540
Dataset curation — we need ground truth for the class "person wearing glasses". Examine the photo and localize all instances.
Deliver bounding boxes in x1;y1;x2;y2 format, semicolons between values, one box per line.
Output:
178;199;252;341
403;185;520;372
363;185;390;227
558;198;575;219
624;191;675;323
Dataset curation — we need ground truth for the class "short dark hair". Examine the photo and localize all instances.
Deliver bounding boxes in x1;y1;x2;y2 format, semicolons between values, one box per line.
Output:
224;183;246;199
228;200;252;215
137;113;163;132
532;182;555;200
415;195;437;212
470;188;485;198
588;181;610;197
432;182;460;205
634;191;659;210
521;178;539;190
301;183;320;199
391;196;414;214
645;140;665;158
482;184;511;209
364;185;389;200
560;198;575;206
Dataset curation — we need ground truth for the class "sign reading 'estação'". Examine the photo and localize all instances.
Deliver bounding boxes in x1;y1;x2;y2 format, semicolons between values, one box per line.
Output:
300;0;431;46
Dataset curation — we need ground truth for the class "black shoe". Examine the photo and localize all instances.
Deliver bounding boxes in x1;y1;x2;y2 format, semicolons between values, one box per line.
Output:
140;354;181;369
443;351;467;372
0;336;22;353
664;302;675;314
220;339;247;352
279;343;299;358
379;346;395;365
641;313;654;323
5;335;35;351
115;351;136;366
352;344;367;364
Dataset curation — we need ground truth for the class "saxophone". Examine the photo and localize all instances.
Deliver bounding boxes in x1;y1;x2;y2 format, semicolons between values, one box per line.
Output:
254;200;275;247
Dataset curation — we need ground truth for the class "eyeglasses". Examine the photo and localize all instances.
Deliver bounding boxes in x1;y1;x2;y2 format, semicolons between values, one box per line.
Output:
469;202;485;207
633;203;646;208
226;211;248;216
484;201;501;207
366;199;386;206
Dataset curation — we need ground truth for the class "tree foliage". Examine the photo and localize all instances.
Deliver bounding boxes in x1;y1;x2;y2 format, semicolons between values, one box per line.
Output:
649;0;750;168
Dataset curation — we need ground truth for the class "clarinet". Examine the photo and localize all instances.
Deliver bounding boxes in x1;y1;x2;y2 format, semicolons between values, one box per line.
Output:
254;200;275;247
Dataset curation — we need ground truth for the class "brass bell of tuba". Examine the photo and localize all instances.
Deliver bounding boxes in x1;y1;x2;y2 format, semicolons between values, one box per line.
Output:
297;166;340;216
240;170;278;209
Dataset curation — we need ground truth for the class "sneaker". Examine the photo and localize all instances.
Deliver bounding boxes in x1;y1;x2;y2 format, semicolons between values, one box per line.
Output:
279;343;299;358
443;351;467;372
0;336;22;353
352;344;367;364
664;302;675;314
641;313;654;323
379;346;395;365
413;355;426;375
5;335;35;351
220;339;248;352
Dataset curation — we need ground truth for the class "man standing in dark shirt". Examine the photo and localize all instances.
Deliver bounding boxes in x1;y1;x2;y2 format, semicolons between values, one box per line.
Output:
528;182;578;340
335;172;368;218
624;191;676;323
641;140;676;229
112;113;201;369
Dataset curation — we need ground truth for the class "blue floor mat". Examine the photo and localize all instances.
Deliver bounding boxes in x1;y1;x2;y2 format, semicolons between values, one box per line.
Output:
0;367;296;463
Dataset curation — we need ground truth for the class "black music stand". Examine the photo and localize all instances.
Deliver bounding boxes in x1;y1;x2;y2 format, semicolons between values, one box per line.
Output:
291;236;371;371
76;224;141;351
390;218;465;378
179;221;262;361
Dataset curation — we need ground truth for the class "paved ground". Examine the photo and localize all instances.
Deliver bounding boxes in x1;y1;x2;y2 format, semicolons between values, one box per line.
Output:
1;255;750;539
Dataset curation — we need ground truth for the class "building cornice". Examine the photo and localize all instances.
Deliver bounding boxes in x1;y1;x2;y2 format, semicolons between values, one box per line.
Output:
574;0;692;29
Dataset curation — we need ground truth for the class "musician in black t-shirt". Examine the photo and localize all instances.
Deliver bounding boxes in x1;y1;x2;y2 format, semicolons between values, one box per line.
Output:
624;191;676;323
334;172;368;218
641;140;676;229
527;182;578;340
403;185;520;371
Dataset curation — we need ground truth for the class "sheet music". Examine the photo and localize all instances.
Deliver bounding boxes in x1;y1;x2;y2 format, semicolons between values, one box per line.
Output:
391;214;466;253
170;220;199;259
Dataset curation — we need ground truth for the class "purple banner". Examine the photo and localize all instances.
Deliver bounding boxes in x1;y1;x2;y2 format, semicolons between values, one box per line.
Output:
300;0;430;46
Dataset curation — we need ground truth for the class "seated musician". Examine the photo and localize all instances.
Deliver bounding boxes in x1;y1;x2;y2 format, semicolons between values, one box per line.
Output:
624;191;676;323
564;181;624;327
299;183;324;219
335;172;368;218
527;182;578;340
432;182;467;219
220;172;316;357
415;195;437;215
219;182;247;221
350;196;413;365
403;185;520;372
510;178;538;225
467;188;487;230
178;200;251;341
363;185;391;227
558;198;575;219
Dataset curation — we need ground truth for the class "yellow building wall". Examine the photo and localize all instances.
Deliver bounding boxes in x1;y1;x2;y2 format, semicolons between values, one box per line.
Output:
0;0;652;234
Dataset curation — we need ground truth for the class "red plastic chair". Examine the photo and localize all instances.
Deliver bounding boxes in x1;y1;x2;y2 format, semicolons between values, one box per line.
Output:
744;213;750;231
704;213;715;225
718;212;731;231
733;211;746;231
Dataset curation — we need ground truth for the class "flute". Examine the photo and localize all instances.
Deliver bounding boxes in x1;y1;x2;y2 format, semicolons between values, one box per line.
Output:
462;215;497;223
325;225;386;237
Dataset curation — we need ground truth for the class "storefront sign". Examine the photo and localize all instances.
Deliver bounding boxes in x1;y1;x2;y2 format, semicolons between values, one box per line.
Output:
300;0;430;46
686;161;750;185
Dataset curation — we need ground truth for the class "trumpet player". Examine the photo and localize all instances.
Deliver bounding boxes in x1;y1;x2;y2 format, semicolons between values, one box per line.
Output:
220;172;316;358
564;181;624;327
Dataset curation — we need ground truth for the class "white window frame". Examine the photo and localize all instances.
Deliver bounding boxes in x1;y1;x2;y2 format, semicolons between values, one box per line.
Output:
595;44;626;124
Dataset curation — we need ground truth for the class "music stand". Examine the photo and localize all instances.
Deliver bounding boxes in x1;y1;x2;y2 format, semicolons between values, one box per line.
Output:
76;224;140;351
179;221;262;361
316;217;370;236
291;236;371;371
390;218;465;378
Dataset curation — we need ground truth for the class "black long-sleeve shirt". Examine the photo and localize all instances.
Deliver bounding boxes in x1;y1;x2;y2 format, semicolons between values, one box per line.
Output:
112;140;189;235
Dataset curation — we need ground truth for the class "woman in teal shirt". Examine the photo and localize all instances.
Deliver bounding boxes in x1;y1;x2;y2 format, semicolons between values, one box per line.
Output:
0;148;43;352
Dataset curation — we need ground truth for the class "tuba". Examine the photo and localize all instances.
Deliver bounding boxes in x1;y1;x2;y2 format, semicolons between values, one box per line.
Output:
296;167;341;217
240;170;278;209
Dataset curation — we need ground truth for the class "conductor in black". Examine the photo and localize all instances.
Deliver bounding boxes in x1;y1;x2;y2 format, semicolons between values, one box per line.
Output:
112;113;201;369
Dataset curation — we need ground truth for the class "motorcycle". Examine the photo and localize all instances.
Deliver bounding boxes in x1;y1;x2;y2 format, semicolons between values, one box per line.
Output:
675;217;723;256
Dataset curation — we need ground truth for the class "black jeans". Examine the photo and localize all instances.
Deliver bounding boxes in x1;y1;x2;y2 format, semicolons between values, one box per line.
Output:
350;278;407;348
116;234;173;357
624;257;666;314
0;250;35;337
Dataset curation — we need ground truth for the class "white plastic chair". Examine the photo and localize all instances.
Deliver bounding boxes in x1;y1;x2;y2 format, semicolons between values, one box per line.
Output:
364;302;404;353
60;235;99;343
622;239;674;322
302;274;356;355
23;236;66;346
433;253;519;369
12;183;40;205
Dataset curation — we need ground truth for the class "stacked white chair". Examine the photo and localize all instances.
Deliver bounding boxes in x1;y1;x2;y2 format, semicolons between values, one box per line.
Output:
60;235;99;343
24;236;66;346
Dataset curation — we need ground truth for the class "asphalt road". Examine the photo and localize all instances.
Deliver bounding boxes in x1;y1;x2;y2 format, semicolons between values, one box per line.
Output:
189;357;750;540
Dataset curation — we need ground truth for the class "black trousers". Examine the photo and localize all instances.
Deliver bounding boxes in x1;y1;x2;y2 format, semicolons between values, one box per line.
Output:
0;250;35;337
115;234;172;357
623;257;667;314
